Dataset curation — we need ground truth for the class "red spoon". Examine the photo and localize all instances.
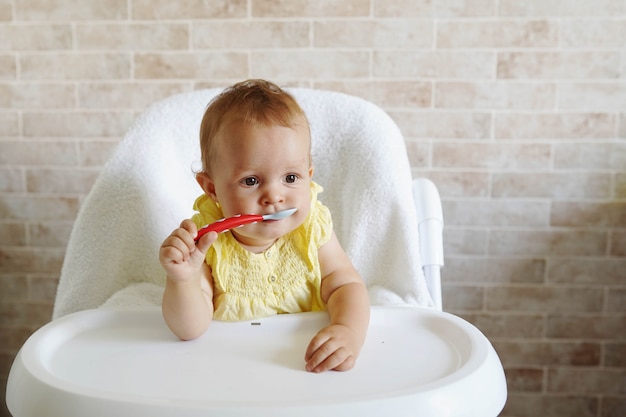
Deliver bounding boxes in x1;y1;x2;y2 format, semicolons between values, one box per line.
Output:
194;208;297;243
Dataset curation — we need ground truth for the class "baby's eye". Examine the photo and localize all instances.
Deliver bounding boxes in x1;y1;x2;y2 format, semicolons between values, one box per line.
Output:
242;177;259;186
285;174;298;184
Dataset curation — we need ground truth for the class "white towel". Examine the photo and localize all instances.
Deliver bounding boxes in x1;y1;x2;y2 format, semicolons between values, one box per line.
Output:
53;88;433;319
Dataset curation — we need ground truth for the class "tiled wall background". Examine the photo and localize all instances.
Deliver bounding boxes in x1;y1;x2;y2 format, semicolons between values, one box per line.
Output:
1;0;625;416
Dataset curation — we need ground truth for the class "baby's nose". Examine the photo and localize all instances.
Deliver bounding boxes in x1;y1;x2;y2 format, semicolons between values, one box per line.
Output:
261;183;285;205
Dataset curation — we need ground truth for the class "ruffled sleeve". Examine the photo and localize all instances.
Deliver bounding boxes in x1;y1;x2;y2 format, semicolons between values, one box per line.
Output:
191;194;223;230
306;181;333;249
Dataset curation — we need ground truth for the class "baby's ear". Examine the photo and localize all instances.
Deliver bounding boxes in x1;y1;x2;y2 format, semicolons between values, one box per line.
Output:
308;166;314;179
196;172;218;201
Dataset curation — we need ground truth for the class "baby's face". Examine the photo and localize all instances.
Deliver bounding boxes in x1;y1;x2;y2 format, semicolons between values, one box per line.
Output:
202;118;313;251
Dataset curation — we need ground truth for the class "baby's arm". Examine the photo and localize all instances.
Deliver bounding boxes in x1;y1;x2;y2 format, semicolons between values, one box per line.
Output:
304;231;370;373
160;219;217;340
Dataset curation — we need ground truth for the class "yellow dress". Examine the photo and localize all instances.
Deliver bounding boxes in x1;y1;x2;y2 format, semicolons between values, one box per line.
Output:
191;182;332;321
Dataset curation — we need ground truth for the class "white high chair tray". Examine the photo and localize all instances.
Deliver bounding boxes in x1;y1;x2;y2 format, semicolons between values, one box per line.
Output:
7;306;506;417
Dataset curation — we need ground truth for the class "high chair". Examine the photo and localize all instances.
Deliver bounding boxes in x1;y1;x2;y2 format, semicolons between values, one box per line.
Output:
6;88;506;416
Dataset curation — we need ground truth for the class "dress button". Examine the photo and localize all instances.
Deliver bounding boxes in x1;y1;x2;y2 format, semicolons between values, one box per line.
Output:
270;275;276;283
265;250;272;259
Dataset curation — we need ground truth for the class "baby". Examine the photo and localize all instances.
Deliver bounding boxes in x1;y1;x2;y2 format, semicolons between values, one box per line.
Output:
159;79;370;373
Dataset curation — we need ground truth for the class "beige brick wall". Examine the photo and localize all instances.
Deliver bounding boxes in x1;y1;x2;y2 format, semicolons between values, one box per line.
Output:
1;1;625;416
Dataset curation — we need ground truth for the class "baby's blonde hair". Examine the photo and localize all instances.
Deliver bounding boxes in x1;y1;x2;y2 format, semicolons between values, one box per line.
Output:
199;79;310;174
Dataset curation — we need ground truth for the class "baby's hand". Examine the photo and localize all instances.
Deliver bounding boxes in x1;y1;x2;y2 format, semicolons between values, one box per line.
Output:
304;324;361;373
159;219;217;283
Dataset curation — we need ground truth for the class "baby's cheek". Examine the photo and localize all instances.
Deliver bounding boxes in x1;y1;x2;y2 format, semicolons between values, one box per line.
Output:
296;205;311;223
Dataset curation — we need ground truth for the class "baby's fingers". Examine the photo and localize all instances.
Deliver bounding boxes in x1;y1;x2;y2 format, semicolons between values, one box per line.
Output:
177;219;217;254
196;230;218;254
159;234;192;264
159;222;199;263
305;331;354;373
305;339;353;373
178;219;200;244
304;331;328;362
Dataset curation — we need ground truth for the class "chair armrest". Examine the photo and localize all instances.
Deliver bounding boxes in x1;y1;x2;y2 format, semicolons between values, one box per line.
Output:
412;178;444;310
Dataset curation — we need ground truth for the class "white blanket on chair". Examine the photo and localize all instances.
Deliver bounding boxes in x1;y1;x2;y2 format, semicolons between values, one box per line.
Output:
53;88;433;319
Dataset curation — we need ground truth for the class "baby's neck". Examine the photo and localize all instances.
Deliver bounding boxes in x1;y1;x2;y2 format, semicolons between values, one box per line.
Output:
236;238;277;254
